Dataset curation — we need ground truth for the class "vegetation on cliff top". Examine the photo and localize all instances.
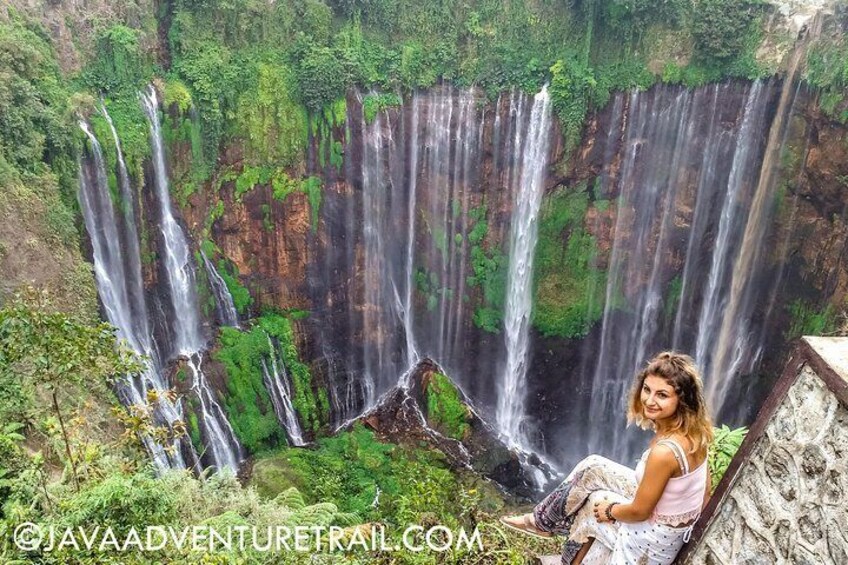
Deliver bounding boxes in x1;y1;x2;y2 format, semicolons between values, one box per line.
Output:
120;0;773;185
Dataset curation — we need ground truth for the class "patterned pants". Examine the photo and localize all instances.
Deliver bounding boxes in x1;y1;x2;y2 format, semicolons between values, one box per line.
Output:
532;455;686;564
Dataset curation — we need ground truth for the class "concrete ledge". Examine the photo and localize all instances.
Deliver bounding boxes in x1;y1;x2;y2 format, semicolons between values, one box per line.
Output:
676;337;848;563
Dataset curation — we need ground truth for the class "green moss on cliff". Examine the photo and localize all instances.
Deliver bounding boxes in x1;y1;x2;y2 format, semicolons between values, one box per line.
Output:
425;373;471;441
532;186;606;339
362;92;403;123
0;17;99;319
785;299;840;340
806;33;848;123
200;240;253;315
215;324;283;453
466;205;507;333
259;313;324;433
215;311;323;452
234;63;308;167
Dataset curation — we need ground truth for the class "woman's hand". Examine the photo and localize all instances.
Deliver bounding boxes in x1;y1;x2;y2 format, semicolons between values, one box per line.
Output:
593;500;615;523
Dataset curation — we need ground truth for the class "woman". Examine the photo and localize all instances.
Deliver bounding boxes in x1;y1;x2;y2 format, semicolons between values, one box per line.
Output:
501;352;713;564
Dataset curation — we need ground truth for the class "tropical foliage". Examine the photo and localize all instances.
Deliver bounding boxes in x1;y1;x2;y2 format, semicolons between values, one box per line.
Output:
708;425;748;493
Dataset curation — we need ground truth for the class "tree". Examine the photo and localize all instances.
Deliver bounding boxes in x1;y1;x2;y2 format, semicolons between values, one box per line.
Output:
0;289;142;491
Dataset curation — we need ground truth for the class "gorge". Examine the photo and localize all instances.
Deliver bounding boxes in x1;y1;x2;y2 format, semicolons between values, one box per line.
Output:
77;69;842;477
2;0;848;560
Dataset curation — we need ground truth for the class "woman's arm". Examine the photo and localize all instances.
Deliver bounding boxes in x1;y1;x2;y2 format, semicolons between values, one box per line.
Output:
595;445;678;523
703;465;711;507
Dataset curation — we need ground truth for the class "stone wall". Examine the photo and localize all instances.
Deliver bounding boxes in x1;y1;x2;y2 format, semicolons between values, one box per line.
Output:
680;337;848;564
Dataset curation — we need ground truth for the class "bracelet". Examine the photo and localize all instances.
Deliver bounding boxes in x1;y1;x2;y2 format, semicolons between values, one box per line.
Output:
605;502;618;522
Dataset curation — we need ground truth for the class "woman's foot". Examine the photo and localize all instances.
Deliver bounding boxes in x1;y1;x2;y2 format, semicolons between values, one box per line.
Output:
499;513;553;539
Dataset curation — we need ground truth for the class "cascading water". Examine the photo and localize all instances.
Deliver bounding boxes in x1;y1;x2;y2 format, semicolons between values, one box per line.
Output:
694;82;768;379
141;86;203;355
576;79;808;466
261;334;306;446
141;85;243;472
186;354;242;471
707;18;821;404
78;118;187;471
497;86;552;448
341;85;530;405
98;102;150;344
315;85;556;482
312;76;809;473
402;94;421;369
359;93;401;404
201;250;240;328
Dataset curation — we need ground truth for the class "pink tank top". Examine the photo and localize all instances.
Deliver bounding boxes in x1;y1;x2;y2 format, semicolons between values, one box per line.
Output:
634;439;708;526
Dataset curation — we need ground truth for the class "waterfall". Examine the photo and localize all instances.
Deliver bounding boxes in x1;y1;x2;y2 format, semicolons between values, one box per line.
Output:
98;102;150;344
261;334;306;446
78;119;187;472
707;40;814;405
140;86;204;355
694;82;768;376
318;80;802;472
347;86;502;400
671;84;729;351
497;86;552;448
358;93;398;405
584;82;779;464
326;85;549;437
402;94;421;368
186;354;243;470
200;250;240;328
141;85;243;472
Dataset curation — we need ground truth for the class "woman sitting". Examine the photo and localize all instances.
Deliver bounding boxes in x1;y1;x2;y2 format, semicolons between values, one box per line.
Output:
502;351;713;564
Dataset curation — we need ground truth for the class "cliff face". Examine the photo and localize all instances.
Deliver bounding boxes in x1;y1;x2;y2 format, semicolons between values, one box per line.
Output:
792;107;848;298
165;79;848;467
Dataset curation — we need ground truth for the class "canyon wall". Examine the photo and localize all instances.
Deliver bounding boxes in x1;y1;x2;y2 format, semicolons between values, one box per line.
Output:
169;78;848;470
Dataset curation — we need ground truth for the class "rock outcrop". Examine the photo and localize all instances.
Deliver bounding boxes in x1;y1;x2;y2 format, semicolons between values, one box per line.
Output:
350;358;558;499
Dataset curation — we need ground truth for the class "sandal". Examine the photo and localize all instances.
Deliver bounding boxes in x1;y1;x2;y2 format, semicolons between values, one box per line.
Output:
499;514;553;539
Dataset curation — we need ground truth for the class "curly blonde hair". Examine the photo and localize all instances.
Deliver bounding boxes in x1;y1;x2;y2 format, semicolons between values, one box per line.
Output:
627;351;714;454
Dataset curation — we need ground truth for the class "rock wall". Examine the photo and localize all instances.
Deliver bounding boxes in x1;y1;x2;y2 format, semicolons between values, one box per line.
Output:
174;80;848;464
682;336;848;564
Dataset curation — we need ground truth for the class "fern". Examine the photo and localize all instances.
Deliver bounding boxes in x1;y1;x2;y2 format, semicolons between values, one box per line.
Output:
276;486;306;510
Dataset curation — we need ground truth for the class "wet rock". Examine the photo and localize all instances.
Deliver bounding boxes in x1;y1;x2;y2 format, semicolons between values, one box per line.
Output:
346;358;557;499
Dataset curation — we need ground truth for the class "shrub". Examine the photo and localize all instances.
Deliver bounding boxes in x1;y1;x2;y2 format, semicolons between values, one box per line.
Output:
691;0;761;61
708;425;747;492
295;45;349;111
362;92;403;123
81;25;152;94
